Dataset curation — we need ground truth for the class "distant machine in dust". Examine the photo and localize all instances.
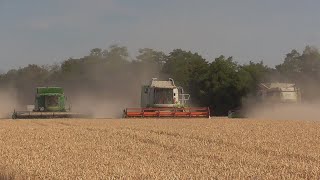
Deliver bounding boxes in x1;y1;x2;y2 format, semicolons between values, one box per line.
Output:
228;82;301;118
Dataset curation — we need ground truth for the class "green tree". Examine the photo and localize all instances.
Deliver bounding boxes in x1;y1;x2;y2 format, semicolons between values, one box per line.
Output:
105;45;129;62
241;61;270;93
276;49;301;81
132;48;168;82
136;48;167;66
300;46;320;77
162;49;208;105
89;48;103;57
205;56;246;115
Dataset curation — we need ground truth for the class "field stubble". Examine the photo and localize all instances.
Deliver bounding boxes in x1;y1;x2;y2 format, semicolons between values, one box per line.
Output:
0;118;319;179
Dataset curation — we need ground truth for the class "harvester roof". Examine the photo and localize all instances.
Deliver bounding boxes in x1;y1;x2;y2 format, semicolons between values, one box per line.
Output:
259;83;296;91
37;93;63;96
36;87;64;94
150;78;176;89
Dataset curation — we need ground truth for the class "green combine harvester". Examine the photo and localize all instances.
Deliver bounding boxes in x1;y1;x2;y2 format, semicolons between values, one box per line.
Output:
12;87;90;119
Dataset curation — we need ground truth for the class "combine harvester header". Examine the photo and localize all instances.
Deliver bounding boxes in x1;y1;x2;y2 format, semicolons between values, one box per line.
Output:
12;87;91;119
123;78;210;118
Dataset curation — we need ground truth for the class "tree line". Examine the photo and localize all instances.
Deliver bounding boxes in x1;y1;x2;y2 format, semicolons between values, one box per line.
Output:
1;45;320;115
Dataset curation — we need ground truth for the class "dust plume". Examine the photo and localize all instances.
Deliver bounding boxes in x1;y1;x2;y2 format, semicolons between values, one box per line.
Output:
69;93;138;118
0;88;19;118
59;61;162;118
243;103;320;121
242;78;320;120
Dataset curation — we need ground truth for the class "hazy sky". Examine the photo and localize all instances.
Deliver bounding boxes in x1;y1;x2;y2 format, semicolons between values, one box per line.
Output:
1;0;320;71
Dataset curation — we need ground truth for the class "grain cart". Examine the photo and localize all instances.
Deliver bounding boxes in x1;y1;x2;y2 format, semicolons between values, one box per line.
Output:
12;87;91;119
123;78;210;118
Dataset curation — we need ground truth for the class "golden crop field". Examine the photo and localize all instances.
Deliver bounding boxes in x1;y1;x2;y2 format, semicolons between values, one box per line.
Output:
0;118;320;179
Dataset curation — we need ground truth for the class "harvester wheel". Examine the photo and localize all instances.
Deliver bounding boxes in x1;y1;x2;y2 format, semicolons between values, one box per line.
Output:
12;113;17;120
122;109;127;118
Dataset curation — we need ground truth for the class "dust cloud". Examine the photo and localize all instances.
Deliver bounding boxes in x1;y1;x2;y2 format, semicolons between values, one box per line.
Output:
244;103;320;121
59;63;161;118
0;59;161;118
240;80;320;121
69;93;138;118
0;88;19;118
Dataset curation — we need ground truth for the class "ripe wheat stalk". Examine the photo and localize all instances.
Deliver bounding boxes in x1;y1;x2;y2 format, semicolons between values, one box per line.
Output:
0;118;319;179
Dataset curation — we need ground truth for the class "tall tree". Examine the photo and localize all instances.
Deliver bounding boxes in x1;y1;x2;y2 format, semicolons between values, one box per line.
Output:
136;48;167;65
205;56;246;115
276;49;301;81
162;49;208;105
241;61;270;93
105;45;129;62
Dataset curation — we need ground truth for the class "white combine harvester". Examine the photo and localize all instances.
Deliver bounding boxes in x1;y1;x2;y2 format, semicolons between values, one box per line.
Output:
123;78;210;118
257;83;301;104
228;82;301;118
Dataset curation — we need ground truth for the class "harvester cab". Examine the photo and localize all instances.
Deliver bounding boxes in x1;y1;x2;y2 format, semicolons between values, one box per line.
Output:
12;87;90;119
123;78;210;118
141;78;190;108
34;87;68;112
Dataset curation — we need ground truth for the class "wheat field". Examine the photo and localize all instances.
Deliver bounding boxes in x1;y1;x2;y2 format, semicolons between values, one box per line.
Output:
0;118;320;179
